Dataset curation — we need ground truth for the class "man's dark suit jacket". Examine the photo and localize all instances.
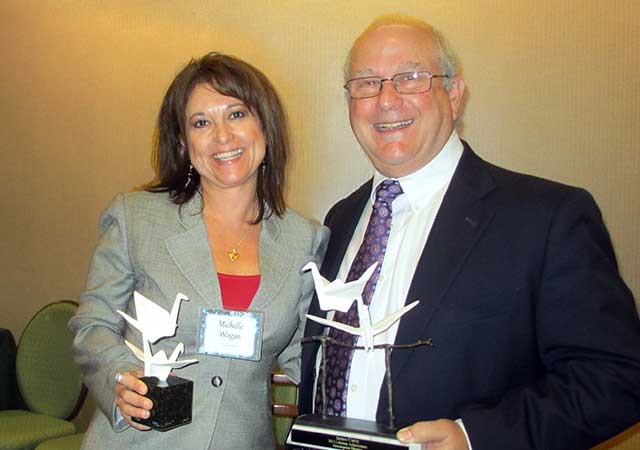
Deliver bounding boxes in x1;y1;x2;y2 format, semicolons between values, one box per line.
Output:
299;142;640;450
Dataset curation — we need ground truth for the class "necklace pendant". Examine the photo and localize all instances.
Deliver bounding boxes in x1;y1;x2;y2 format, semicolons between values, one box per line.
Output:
228;248;240;262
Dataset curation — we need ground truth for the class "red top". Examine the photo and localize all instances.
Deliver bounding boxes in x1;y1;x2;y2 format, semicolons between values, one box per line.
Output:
217;273;261;311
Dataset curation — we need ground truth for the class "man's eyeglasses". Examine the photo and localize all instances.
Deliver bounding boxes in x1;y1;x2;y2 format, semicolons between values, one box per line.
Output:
343;70;450;99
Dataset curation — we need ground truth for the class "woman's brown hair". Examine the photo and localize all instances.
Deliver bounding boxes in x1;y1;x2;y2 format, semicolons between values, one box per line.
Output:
146;52;288;222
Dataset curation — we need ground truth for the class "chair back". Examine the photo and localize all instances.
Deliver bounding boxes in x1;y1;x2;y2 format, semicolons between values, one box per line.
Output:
271;371;298;449
271;371;298;416
16;300;86;419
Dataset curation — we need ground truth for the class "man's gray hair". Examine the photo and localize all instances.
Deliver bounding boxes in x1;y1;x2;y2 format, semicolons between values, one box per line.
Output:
344;13;459;91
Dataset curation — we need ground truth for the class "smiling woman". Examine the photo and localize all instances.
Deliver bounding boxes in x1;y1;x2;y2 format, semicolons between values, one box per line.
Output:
149;53;289;225
184;84;266;196
68;52;329;450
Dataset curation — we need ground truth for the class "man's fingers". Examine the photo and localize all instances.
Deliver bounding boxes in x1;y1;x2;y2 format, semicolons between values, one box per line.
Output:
397;419;469;450
397;420;442;443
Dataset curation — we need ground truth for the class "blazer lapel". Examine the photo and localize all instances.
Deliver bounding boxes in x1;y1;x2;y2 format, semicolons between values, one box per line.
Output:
392;144;497;370
164;195;222;309
164;197;295;313
250;214;295;311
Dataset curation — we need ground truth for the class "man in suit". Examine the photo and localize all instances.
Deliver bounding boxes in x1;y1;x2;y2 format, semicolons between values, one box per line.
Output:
299;14;640;450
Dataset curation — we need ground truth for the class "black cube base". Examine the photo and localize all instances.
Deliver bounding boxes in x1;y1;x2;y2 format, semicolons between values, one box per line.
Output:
132;375;193;431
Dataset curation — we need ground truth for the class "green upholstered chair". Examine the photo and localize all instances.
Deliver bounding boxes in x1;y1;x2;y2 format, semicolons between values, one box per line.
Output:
33;371;296;450
33;433;85;450
34;372;297;450
0;301;86;450
271;371;298;450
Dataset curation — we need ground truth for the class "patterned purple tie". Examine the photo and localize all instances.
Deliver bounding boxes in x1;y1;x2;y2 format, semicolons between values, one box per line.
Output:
315;179;403;416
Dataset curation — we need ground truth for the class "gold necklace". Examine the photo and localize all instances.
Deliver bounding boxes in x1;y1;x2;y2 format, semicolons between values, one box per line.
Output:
203;208;254;262
227;226;251;262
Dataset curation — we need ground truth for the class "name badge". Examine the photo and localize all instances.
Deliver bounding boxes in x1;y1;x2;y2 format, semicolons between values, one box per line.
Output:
199;309;263;361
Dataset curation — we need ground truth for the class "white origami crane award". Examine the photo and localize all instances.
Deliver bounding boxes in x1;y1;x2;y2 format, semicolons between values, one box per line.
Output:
118;291;198;381
302;262;419;352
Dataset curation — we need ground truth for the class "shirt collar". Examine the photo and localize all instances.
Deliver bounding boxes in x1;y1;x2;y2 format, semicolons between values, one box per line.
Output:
371;130;464;213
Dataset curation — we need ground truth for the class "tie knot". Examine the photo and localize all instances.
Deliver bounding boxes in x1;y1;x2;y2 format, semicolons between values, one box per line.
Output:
375;179;403;204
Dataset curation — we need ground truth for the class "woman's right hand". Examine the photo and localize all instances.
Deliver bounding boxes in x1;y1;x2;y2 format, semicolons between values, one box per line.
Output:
114;369;153;431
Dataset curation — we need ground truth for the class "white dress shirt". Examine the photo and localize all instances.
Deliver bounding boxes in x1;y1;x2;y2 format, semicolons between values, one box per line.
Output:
313;131;472;448
339;131;463;419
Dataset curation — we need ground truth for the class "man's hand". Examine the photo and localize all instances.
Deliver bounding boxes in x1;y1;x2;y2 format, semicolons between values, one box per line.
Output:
397;419;470;450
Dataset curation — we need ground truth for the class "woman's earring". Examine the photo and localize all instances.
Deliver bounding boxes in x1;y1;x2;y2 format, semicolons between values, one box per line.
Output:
184;163;194;189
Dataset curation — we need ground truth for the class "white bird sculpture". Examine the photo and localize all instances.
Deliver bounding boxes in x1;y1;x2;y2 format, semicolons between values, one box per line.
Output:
124;340;198;381
118;291;196;378
306;300;419;352
118;291;188;343
302;261;420;352
302;261;378;312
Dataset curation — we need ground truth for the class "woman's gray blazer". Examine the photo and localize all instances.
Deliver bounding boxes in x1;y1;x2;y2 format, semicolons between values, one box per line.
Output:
69;191;329;450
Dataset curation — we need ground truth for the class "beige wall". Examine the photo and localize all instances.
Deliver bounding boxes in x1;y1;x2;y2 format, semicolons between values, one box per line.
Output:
1;0;638;446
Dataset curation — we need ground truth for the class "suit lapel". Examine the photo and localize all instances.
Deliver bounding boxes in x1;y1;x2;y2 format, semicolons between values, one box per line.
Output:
391;144;497;371
323;180;372;280
300;181;372;413
307;180;372;323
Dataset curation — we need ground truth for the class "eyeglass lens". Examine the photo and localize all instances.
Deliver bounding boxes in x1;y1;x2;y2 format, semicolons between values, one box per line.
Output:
346;71;434;98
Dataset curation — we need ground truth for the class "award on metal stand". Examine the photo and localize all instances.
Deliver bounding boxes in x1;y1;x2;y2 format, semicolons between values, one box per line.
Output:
286;263;432;450
118;291;198;431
